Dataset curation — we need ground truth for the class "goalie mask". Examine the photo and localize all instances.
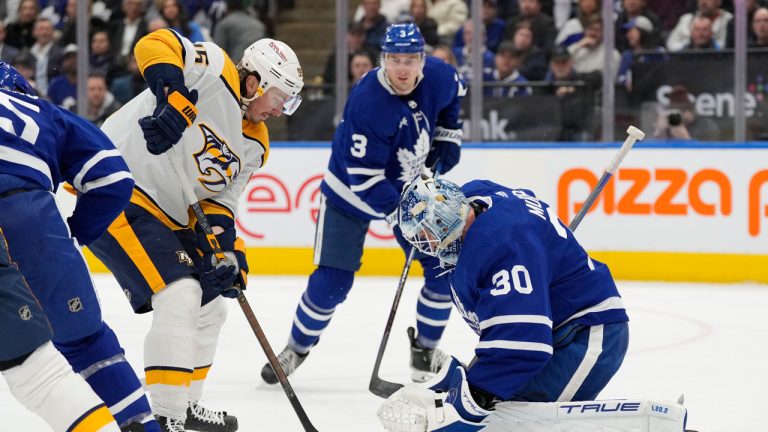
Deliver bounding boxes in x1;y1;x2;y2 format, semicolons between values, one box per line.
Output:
0;61;35;96
399;176;470;267
238;38;304;115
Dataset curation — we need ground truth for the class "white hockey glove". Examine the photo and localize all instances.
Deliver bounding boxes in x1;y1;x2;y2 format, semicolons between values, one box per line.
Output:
377;356;492;432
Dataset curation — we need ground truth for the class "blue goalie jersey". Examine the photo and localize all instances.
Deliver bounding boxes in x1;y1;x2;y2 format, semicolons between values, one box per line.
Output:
321;56;465;220
451;180;628;400
0;89;134;245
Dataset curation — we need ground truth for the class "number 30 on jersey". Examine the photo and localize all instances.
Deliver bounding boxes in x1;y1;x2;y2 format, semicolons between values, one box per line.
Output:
491;265;532;296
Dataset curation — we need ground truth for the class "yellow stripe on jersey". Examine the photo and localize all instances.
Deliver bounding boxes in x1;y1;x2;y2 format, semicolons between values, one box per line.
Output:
191;364;211;381
108;212;166;292
187;199;235;230
145;367;193;387
242;121;270;167
68;404;115;432
220;50;241;104
130;188;186;230
135;29;186;77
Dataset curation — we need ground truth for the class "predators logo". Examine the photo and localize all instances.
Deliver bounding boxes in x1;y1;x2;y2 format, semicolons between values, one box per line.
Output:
194;124;241;192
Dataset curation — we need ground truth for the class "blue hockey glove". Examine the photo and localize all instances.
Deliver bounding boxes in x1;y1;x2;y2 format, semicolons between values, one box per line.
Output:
139;80;199;155
425;127;462;174
196;228;248;298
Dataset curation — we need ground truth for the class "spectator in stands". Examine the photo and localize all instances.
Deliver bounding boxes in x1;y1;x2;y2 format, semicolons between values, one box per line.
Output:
568;14;621;77
726;0;759;48
353;0;410;23
680;15;721;50
110;52;147;104
147;16;169;32
11;51;37;91
108;0;149;71
509;21;548;80
617;16;665;91
556;0;600;47
322;22;376;88
156;0;204;42
57;0;108;48
748;6;768;47
0;22;20;63
653;84;719;140
410;0;439;48
350;50;375;86
429;0;468;45
77;73;122;127
667;0;732;51
5;0;39;50
543;46;603;141
359;0;389;54
47;43;77;109
503;0;556;52
431;44;458;66
484;41;531;97
453;0;505;53
213;0;266;63
645;0;690;35
30;17;63;97
90;29;121;80
453;19;495;81
615;0;662;51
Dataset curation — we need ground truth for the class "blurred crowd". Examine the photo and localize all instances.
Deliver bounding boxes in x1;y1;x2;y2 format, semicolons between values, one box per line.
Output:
1;0;764;139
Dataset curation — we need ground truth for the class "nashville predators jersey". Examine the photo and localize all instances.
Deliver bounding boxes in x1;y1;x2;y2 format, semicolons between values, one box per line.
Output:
101;29;269;228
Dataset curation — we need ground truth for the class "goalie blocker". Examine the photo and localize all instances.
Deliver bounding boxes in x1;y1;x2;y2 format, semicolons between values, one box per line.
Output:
378;383;689;432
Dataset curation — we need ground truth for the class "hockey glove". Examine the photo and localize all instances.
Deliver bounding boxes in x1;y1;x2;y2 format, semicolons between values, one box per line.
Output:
139;79;199;155
425;127;462;174
196;228;248;298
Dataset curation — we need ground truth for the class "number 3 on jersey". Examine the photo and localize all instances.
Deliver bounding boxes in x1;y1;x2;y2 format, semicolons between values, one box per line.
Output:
491;265;533;296
351;133;367;158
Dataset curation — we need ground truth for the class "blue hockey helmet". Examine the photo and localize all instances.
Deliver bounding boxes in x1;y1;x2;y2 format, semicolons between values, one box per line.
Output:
398;176;471;267
0;61;36;96
381;23;425;54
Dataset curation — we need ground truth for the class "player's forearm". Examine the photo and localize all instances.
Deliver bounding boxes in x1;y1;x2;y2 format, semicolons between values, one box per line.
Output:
69;178;134;245
134;29;186;87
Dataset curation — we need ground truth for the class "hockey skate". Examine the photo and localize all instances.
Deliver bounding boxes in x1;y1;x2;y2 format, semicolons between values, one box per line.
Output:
260;346;308;385
156;416;185;432
185;401;238;432
408;326;449;383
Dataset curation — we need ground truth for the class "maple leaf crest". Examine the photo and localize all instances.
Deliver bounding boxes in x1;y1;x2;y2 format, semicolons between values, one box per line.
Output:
397;128;430;182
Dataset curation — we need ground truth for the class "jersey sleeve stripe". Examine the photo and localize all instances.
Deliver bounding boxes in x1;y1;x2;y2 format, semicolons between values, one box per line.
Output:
557;325;604;401
135;29;186;77
0;146;53;189
476;340;554;354
555;297;625;330
323;170;386;218
72;149;123;191
199;198;235;220
479;315;553;331
416;312;450;327
347;167;386;176
80;172;133;194
349;174;386;192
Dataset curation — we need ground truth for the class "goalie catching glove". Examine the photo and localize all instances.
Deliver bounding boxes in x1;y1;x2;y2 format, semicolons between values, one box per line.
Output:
378;356;494;432
195;225;248;299
139;79;199;155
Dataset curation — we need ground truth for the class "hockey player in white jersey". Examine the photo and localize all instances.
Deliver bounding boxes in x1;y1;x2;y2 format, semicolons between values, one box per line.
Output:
260;23;466;386
91;29;304;432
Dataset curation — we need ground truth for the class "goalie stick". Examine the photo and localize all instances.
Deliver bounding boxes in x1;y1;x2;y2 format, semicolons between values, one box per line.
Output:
167;152;319;432
369;126;645;399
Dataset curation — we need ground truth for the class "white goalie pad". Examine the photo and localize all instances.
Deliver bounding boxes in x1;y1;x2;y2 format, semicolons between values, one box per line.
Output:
378;384;688;432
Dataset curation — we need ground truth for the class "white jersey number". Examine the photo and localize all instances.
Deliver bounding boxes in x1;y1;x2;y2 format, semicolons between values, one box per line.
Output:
490;265;533;296
351;134;367;158
0;92;40;145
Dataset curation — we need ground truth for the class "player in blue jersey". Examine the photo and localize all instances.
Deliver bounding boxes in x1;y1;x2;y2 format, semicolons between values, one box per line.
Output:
260;23;467;385
378;176;630;431
0;62;160;432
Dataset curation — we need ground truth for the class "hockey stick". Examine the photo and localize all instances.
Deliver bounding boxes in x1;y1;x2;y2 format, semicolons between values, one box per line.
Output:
369;126;645;399
369;165;443;399
569;125;645;230
166;152;320;432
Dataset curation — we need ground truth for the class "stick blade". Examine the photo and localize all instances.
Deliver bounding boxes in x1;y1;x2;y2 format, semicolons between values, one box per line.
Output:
369;378;404;399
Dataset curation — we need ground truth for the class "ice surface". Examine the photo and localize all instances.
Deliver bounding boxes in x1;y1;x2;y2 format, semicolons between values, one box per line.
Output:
1;275;765;431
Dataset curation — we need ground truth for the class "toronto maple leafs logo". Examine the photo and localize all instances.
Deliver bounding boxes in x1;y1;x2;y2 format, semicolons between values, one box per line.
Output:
397;128;430;182
194;124;241;192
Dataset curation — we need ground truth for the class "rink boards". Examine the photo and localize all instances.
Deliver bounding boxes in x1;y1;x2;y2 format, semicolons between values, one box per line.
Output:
77;141;768;283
